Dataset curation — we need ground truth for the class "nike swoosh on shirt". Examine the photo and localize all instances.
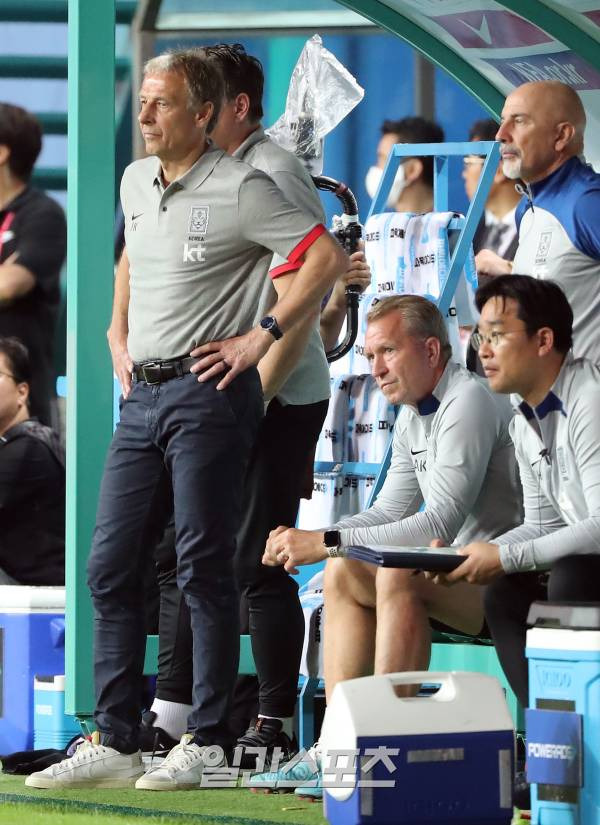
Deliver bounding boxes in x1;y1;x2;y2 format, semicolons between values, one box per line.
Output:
131;213;143;221
410;448;427;455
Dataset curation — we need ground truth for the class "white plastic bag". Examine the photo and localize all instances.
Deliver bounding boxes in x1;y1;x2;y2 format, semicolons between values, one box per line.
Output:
266;34;364;174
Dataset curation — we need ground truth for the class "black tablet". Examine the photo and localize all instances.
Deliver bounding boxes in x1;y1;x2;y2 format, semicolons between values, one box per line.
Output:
345;545;466;572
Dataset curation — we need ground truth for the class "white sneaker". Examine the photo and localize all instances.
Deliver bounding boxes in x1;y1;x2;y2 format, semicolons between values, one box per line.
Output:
25;732;144;789
135;733;225;791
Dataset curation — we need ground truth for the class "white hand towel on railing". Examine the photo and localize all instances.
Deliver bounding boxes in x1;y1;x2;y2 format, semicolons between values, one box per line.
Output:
352;293;380;376
314;375;353;463
364;211;414;295
297;470;360;531
327;292;382;379
297;472;342;530
365;210;477;323
405;211;477;325
347;373;396;463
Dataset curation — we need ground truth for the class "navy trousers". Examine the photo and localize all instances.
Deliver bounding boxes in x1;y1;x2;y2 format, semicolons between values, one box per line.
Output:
87;368;263;752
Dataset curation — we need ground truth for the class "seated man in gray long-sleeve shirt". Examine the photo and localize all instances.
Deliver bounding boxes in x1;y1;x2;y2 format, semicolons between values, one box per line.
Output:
263;294;522;704
443;274;600;708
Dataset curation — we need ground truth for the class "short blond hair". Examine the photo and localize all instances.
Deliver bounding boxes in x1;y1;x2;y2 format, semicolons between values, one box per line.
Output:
367;294;452;361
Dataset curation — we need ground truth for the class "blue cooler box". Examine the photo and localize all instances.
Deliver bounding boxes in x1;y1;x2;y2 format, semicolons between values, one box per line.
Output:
0;586;67;753
321;671;515;825
526;602;600;825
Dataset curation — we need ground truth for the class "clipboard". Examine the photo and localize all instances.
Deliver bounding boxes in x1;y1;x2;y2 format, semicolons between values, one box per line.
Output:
345;545;465;572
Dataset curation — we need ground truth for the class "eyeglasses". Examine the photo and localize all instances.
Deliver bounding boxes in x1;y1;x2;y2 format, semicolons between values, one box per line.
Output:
470;328;528;350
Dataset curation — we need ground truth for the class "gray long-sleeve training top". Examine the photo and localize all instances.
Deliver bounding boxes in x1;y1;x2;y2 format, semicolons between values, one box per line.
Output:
333;360;523;548
496;355;600;573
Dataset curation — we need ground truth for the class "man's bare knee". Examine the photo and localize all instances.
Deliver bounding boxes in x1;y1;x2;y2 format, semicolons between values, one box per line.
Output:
324;557;376;607
376;567;421;604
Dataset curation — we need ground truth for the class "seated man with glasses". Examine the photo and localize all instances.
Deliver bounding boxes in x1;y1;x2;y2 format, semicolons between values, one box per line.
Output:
0;335;65;585
462;119;521;276
441;274;600;710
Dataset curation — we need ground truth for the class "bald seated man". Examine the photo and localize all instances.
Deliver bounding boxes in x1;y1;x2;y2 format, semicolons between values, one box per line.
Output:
476;81;600;363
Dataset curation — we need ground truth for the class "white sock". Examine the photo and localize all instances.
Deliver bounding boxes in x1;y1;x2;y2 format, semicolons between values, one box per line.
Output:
150;698;192;741
258;714;295;738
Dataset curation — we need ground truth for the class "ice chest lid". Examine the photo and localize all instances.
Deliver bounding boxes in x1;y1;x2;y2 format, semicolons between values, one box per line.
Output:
0;586;65;610
527;601;600;630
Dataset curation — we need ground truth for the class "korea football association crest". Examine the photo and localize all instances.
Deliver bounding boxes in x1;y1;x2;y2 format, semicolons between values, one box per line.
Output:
535;231;552;264
189;206;209;235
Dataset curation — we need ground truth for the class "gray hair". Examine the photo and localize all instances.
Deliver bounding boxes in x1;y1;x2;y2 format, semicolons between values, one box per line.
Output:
144;50;223;128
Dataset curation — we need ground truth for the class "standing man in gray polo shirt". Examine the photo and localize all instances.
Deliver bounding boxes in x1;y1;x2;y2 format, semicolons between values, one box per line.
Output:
138;43;371;770
26;49;347;792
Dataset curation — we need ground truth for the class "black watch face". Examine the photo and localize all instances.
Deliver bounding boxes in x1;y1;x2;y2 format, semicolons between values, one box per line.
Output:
324;530;340;547
261;316;282;339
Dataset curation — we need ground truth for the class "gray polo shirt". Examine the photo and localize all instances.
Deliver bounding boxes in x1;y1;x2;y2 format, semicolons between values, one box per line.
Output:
121;145;325;362
233;127;331;406
332;361;522;547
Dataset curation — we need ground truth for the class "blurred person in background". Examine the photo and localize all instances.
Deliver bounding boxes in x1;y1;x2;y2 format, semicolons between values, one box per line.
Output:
464;118;521;373
365;116;444;213
0;336;64;585
464;118;520;273
0;104;67;426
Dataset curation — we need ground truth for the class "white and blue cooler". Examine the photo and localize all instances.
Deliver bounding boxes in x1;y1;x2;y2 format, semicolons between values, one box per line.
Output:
526;602;600;825
321;671;515;825
0;586;67;752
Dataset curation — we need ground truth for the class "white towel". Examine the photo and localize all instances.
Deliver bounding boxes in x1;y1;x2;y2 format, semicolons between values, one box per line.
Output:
314;375;352;463
297;470;359;531
347;373;396;463
328;348;353;379
406;211;477;325
297;472;343;530
298;571;325;679
365;210;477;322
338;472;361;522
350;293;380;376
327;292;372;378
364;211;414;295
358;474;377;511
403;212;442;298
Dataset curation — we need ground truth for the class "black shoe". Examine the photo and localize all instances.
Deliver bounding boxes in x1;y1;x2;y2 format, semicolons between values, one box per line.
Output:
139;711;179;757
234;717;298;770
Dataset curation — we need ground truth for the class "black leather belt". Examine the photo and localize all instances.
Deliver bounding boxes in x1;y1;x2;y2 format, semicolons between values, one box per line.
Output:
132;356;197;385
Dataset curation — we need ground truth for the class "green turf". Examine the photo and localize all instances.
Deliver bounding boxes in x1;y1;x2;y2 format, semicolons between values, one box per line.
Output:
0;774;325;825
0;800;250;825
0;774;529;825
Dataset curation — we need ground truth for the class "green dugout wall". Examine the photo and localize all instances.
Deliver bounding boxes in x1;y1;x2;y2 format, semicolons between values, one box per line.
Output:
65;0;600;717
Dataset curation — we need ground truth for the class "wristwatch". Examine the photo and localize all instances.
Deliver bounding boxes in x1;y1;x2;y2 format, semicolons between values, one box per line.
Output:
323;530;344;558
259;315;283;340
